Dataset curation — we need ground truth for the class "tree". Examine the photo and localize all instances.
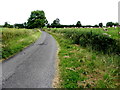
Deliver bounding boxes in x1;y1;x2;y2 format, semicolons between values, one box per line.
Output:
23;22;27;28
47;23;50;28
27;10;47;29
106;22;114;27
94;24;99;27
3;22;9;27
51;18;60;27
76;21;82;27
113;22;119;27
14;23;24;28
3;22;13;28
99;23;103;28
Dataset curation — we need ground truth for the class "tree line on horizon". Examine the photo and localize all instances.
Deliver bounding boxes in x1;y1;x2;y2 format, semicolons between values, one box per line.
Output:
1;10;119;29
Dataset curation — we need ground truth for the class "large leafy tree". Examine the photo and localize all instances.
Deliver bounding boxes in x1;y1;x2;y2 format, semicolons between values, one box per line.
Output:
27;10;47;29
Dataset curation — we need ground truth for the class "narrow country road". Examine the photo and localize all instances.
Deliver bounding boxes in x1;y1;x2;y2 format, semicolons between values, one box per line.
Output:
2;31;57;88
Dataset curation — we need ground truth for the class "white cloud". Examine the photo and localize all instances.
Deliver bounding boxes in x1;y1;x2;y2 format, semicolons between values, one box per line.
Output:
0;0;119;25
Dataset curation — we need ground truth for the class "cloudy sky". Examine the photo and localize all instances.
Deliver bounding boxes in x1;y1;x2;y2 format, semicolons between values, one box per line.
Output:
0;0;119;26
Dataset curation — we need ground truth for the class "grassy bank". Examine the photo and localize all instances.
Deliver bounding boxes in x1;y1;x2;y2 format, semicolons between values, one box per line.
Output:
46;28;120;54
1;28;41;61
44;28;120;88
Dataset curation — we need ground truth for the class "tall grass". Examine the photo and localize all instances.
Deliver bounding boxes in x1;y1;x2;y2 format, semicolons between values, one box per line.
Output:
47;28;120;55
1;28;41;60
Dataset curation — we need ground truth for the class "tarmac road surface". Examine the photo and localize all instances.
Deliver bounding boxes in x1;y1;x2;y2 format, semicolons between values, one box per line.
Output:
2;31;57;88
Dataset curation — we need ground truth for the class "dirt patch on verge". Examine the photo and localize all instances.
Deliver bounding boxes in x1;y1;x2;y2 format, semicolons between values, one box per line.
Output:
52;41;61;88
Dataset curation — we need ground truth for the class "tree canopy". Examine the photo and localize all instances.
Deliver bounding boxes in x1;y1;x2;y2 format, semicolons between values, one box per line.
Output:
27;10;47;29
3;22;13;28
99;23;103;27
106;22;114;27
113;22;119;26
51;18;60;27
76;21;82;27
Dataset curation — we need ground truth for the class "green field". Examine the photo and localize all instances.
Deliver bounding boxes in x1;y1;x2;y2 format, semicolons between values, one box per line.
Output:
44;27;120;88
1;28;41;61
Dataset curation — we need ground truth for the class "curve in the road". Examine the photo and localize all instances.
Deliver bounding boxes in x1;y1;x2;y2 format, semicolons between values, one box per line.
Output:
2;31;58;88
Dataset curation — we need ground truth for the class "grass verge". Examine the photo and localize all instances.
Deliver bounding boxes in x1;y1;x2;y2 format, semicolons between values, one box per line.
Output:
45;29;120;88
1;28;41;61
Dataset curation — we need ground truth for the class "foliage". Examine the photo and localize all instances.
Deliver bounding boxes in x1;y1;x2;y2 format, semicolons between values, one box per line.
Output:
3;22;13;28
51;18;61;27
94;24;99;27
106;22;114;27
99;23;103;27
14;23;24;28
113;22;119;26
14;22;28;28
47;24;100;28
76;21;82;27
27;10;47;29
47;21;119;28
